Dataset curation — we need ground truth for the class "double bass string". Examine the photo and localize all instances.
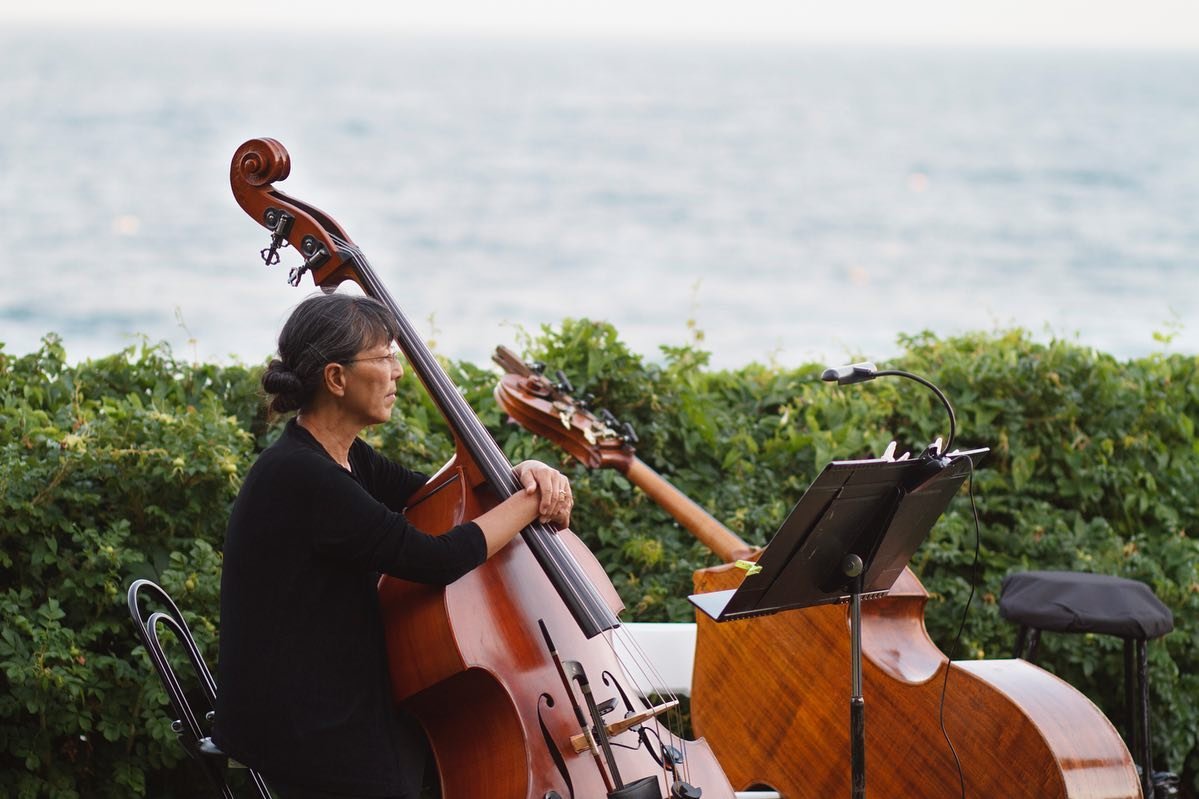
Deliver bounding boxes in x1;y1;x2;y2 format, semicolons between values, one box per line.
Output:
607;624;692;785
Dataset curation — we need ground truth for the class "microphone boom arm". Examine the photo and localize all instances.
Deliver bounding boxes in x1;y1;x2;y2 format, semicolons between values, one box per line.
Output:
821;363;957;455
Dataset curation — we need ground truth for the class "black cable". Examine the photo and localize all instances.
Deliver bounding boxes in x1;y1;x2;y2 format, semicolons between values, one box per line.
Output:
937;455;981;799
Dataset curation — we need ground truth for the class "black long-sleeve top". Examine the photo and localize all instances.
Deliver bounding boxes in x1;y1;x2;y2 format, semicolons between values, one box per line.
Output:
214;419;487;796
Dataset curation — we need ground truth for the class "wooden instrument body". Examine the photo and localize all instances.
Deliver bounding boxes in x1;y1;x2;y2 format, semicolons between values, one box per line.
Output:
230;142;736;799
377;455;736;799
692;562;1141;798
492;357;1143;799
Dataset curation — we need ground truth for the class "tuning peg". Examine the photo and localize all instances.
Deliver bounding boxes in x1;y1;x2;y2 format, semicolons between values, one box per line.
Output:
599;408;619;427
554;370;575;394
287;235;330;287
621;422;639;444
578;392;595;409
530;361;546;375
259;208;294;266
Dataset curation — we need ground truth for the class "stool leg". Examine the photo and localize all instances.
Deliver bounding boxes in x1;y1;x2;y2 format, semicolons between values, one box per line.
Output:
1013;626;1029;659
1024;628;1041;663
1013;626;1041;662
1124;640;1138;768
1137;639;1154;799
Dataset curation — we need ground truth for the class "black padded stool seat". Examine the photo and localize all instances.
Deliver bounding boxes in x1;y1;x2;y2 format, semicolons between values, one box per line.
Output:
1000;570;1174;639
999;570;1175;798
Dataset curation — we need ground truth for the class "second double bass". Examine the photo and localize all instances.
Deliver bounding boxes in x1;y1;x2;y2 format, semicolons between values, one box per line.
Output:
493;350;1142;799
230;139;736;799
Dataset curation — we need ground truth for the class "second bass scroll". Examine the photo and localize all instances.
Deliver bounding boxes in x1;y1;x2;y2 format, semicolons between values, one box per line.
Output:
493;348;1142;799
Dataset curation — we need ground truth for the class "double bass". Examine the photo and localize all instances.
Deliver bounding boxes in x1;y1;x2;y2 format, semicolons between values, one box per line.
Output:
492;349;1143;799
230;139;737;799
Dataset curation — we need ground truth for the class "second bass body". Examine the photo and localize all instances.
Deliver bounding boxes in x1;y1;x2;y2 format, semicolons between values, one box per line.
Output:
692;563;1140;798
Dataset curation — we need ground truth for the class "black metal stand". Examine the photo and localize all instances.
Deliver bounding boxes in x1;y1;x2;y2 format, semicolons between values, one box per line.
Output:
845;556;866;799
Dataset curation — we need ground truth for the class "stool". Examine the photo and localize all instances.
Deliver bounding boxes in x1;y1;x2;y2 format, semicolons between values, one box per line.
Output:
127;579;272;799
999;570;1174;799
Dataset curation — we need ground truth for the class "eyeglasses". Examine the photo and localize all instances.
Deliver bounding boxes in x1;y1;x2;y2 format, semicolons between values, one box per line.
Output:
344;350;402;366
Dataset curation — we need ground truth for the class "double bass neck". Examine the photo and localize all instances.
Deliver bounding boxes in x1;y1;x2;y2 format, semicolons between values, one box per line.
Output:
619;458;760;564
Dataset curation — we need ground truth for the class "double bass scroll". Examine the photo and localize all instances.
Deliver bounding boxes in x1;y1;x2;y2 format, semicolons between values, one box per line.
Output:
491;346;758;564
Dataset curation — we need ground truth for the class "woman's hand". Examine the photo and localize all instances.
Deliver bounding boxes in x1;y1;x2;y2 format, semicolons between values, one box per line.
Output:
473;461;573;558
513;460;573;526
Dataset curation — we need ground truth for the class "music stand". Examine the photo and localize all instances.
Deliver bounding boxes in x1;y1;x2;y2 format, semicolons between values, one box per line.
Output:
690;447;987;799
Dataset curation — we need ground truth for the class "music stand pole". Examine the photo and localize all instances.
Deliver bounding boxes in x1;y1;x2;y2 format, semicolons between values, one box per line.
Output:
844;554;866;799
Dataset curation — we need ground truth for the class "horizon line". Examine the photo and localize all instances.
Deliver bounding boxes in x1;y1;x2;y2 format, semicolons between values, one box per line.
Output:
4;21;1199;53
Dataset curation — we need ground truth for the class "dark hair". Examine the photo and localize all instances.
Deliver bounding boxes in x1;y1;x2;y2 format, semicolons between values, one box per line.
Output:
261;293;402;414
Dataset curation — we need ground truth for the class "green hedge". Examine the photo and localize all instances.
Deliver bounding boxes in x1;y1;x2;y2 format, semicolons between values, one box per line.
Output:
2;325;1196;797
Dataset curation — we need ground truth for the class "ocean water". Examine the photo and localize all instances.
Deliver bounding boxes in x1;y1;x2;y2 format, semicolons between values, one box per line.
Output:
1;29;1197;370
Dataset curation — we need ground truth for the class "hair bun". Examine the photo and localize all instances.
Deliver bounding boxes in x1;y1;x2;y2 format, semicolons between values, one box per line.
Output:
262;359;304;397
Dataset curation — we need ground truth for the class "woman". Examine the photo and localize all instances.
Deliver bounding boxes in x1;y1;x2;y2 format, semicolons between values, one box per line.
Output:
214;293;572;798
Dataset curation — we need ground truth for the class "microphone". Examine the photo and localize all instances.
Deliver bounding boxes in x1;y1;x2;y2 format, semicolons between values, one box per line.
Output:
821;362;878;385
821;361;957;456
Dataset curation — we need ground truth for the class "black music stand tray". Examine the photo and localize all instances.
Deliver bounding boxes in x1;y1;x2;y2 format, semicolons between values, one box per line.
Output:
689;447;987;799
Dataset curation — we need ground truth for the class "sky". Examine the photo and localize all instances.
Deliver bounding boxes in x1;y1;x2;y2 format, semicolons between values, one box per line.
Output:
7;0;1199;49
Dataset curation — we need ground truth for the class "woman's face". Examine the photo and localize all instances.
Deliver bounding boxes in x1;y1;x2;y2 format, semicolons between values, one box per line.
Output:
340;340;404;426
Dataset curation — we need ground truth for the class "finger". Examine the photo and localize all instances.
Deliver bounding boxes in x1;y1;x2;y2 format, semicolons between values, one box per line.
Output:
553;479;569;518
541;472;565;516
540;476;557;518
